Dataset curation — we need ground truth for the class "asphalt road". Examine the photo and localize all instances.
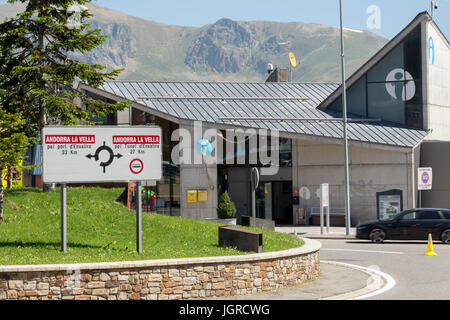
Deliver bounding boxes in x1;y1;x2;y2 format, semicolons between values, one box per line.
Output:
320;238;450;300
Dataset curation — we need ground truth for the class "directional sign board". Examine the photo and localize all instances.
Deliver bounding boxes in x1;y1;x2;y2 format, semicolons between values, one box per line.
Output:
418;167;432;191
42;126;162;183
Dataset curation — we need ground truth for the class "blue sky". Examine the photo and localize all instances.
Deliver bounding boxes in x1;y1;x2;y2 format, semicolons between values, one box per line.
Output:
91;0;450;39
1;0;449;40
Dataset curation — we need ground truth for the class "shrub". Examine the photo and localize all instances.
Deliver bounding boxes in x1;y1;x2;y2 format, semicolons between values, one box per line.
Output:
217;191;237;219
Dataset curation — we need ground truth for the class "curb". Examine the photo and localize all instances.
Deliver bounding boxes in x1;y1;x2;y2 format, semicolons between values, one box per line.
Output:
300;236;357;240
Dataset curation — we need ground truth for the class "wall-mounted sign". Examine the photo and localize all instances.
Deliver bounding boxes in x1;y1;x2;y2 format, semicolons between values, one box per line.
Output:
42;126;162;183
418;167;432;190
376;189;403;221
428;36;435;65
319;183;329;207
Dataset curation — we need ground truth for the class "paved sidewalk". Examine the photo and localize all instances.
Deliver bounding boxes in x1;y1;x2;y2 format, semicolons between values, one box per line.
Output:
210;262;372;300
275;225;357;240
205;218;357;240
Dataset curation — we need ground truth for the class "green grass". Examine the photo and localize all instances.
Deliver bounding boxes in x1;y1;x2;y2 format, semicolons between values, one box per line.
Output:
0;187;303;265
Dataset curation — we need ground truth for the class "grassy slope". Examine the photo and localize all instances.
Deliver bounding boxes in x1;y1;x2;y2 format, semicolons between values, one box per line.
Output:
0;187;303;265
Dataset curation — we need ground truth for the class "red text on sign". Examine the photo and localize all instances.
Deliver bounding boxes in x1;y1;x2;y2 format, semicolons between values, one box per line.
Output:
113;135;160;144
45;135;95;144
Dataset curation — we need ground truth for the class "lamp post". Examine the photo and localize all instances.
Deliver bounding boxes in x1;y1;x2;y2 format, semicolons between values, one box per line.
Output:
339;0;351;236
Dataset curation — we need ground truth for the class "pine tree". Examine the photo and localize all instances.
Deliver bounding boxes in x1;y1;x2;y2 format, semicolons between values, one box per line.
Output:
0;0;130;138
217;191;237;219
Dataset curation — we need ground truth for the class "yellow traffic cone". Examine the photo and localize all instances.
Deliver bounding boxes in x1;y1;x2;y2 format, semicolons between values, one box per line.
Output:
424;233;437;256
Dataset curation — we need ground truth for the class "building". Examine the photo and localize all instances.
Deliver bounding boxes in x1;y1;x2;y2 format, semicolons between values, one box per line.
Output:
69;12;449;225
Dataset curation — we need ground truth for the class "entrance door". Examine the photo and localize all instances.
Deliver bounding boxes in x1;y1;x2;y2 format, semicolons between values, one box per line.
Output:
254;181;293;224
255;182;272;220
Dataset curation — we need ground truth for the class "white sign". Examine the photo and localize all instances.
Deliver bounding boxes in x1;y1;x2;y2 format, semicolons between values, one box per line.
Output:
418;167;432;190
42;126;162;183
320;183;329;207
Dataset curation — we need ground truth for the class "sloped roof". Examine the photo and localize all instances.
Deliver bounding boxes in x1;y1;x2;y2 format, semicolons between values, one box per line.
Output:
82;80;428;149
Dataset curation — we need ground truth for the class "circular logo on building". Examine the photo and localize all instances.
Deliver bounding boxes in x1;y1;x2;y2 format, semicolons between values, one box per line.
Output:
299;187;311;200
385;68;416;101
196;139;213;156
129;158;144;174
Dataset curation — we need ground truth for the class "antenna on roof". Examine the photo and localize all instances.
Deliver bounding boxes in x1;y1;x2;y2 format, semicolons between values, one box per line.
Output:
431;0;438;19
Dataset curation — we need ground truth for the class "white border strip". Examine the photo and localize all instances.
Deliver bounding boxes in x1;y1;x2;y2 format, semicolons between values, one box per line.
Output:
322;260;396;300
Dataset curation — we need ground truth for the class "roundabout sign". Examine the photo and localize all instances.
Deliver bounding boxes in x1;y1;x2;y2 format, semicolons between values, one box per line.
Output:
42;126;162;183
42;126;162;253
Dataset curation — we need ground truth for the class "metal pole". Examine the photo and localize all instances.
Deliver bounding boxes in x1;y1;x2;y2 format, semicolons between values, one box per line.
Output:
320;206;324;235
340;0;351;236
252;189;256;218
326;206;330;234
136;181;142;253
431;0;435;19
419;190;422;208
61;183;67;253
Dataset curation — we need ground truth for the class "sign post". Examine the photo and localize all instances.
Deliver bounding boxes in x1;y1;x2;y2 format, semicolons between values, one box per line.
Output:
61;183;67;253
418;167;432;208
136;181;142;253
42;126;162;253
320;183;329;235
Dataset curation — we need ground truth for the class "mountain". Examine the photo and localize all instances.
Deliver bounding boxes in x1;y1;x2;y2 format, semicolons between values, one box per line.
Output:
0;3;388;83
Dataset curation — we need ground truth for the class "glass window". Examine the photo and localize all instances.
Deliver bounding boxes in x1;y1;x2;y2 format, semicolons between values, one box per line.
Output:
152;116;180;216
279;138;292;167
368;82;405;123
328;95;342;113
417;211;442;220
326;26;423;128
347;76;367;116
442;211;450;220
367;44;404;82
400;211;417;220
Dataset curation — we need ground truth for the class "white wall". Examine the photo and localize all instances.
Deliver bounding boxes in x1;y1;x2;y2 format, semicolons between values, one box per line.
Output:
292;140;415;225
425;22;450;140
176;121;218;219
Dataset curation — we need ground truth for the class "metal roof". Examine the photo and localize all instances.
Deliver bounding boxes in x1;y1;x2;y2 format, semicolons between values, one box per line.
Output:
92;81;428;149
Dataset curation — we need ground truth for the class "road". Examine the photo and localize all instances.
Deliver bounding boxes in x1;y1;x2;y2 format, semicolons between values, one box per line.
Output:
320;238;450;299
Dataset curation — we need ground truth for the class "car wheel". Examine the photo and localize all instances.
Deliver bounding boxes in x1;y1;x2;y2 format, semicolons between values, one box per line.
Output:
441;229;450;244
369;228;386;243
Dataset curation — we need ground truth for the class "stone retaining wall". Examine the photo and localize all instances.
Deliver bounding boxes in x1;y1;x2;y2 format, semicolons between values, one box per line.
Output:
0;239;321;300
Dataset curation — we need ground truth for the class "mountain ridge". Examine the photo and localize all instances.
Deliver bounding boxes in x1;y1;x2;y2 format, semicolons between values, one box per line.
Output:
0;2;389;83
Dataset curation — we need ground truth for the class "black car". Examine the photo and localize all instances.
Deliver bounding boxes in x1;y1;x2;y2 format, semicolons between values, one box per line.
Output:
356;208;450;243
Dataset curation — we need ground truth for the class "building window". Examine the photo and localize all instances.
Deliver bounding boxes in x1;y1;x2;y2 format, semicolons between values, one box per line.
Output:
327;26;423;129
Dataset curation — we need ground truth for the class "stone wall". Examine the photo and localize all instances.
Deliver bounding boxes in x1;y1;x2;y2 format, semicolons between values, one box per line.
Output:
0;239;320;300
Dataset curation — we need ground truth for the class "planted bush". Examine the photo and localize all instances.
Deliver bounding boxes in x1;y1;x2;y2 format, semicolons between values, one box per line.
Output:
217;191;237;219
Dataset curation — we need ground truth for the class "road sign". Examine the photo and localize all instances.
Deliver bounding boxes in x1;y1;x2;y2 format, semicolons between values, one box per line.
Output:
418;167;432;190
42;126;162;183
250;167;260;191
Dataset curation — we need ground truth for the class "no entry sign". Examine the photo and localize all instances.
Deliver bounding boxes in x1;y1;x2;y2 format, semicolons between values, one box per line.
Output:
418;167;432;191
42;126;162;183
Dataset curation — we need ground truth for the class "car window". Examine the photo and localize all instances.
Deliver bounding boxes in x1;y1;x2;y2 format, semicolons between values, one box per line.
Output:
442;211;450;220
400;212;417;220
417;211;442;220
